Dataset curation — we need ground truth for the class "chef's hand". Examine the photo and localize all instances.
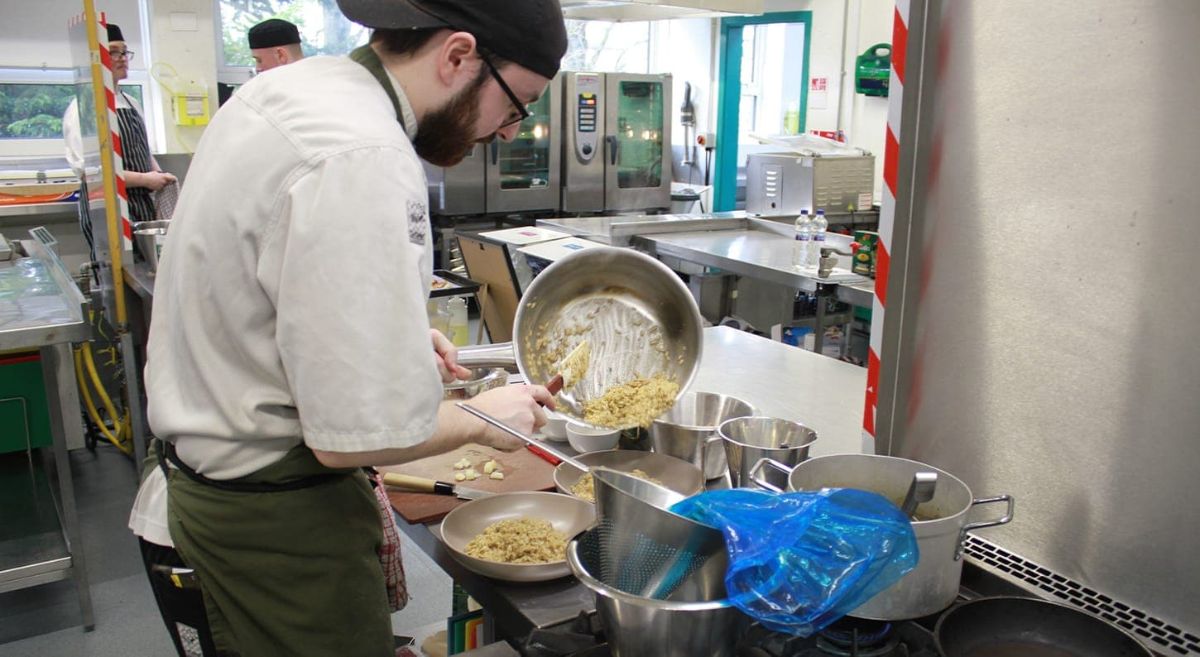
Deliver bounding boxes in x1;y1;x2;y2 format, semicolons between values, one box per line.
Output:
467;385;556;451
140;171;176;191
431;329;471;383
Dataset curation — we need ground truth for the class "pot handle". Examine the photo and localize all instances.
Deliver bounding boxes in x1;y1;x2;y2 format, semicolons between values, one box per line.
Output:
749;457;790;493
456;342;517;370
956;495;1015;560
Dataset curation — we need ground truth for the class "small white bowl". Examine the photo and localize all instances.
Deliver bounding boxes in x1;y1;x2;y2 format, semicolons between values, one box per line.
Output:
541;411;569;442
566;422;620;453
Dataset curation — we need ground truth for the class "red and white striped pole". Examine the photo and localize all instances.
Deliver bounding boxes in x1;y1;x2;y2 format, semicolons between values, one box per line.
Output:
97;11;134;248
862;0;909;453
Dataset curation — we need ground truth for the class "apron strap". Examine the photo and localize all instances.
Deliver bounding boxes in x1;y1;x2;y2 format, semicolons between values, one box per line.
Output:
349;45;408;133
158;439;348;493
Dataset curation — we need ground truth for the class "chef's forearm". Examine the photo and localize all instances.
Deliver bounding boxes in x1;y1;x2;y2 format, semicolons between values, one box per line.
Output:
310;401;480;469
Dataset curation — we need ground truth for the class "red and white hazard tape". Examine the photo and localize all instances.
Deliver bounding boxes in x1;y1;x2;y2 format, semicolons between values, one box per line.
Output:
98;12;134;246
863;0;910;452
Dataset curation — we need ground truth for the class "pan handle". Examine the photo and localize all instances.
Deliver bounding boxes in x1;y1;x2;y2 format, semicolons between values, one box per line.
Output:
748;457;791;493
456;342;517;370
956;495;1015;560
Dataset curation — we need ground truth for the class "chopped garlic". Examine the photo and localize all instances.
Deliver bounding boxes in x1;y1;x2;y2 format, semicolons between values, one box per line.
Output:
454;472;466;482
465;469;479;480
483;460;499;475
453;458;472;470
489;471;505;480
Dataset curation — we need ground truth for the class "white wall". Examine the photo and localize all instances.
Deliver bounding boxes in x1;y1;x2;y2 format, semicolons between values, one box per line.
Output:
145;0;219;153
649;0;893;200
0;0;144;69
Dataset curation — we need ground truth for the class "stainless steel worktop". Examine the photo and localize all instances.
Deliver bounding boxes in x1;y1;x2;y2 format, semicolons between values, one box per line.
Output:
397;326;869;641
634;228;871;303
537;212;757;246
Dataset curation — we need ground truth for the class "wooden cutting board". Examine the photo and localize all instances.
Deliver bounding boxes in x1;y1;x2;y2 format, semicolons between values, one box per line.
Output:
381;443;557;524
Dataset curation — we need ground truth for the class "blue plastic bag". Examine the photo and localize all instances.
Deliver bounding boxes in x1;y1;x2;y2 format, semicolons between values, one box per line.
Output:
671;488;919;636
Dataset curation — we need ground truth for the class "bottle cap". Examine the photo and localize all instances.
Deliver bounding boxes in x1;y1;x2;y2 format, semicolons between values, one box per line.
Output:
816;209;825;214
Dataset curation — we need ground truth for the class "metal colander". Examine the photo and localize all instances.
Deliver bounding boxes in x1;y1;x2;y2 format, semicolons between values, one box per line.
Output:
584;467;727;601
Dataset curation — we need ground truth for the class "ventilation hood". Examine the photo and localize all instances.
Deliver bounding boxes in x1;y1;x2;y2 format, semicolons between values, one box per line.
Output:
561;0;763;21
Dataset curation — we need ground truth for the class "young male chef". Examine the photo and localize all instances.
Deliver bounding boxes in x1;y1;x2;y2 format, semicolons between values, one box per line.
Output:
131;0;568;654
247;18;305;73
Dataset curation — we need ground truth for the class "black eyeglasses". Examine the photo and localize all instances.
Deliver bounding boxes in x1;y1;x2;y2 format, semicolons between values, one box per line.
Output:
109;49;134;60
480;54;531;129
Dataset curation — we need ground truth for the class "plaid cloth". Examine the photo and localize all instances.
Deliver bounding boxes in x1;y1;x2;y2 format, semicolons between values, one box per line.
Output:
154;180;179;222
371;470;409;612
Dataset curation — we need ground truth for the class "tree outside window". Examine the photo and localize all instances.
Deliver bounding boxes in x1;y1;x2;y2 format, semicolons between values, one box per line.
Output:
219;0;368;68
0;83;143;139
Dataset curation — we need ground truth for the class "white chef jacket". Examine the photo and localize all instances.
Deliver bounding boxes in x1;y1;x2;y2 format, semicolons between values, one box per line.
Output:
129;54;439;545
62;92;144;177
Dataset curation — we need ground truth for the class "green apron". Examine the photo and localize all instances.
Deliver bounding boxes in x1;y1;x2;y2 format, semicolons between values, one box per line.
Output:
165;45;414;657
165;445;391;657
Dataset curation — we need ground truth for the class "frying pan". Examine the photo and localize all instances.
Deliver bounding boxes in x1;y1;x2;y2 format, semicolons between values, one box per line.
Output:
934;597;1153;657
455;247;704;429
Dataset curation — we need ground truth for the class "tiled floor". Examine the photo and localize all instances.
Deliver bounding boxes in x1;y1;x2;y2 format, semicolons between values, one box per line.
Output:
0;445;454;657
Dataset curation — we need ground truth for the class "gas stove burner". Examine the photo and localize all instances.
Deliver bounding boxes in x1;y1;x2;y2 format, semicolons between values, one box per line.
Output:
814;618;900;657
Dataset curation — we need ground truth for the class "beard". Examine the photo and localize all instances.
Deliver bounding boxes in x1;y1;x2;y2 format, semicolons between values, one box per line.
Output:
413;72;488;167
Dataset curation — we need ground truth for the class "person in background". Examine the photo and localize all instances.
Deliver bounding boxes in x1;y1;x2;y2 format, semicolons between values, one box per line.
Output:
133;0;568;655
63;23;175;258
248;18;305;73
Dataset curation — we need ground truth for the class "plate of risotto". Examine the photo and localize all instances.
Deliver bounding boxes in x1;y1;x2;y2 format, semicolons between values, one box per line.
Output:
438;492;596;582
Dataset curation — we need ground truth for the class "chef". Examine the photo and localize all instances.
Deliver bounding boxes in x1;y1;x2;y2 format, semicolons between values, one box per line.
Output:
63;23;175;258
131;0;569;655
247;18;305;73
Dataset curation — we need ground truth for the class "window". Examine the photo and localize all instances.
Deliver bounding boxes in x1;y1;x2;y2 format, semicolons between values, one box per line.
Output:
217;0;369;71
0;83;75;139
0;81;147;140
562;20;652;73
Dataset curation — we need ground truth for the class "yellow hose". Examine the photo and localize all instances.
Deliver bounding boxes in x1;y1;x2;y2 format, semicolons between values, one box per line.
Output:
74;343;132;455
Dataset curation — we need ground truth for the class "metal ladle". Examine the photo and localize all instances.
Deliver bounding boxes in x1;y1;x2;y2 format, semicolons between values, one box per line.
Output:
900;471;938;520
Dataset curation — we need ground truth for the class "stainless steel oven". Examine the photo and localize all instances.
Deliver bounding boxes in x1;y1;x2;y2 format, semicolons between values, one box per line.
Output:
561;72;673;213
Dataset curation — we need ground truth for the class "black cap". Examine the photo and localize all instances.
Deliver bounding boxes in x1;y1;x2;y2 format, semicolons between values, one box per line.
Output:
248;18;302;49
336;0;567;79
106;23;124;43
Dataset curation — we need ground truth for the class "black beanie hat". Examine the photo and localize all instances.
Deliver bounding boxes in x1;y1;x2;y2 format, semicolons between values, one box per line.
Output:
336;0;567;80
248;18;302;49
106;23;124;43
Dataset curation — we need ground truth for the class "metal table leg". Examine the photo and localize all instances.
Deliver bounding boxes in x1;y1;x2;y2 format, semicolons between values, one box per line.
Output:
122;331;148;470
41;343;95;630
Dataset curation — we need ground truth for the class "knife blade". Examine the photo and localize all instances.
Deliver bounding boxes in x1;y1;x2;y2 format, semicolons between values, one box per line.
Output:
382;472;491;500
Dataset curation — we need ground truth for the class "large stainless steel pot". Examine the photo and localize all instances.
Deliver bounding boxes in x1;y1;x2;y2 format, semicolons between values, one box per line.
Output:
567;529;746;657
751;453;1014;620
649;392;754;480
458;247;704;428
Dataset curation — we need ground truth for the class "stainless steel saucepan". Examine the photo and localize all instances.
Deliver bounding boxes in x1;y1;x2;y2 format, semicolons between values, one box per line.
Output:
458;246;704;429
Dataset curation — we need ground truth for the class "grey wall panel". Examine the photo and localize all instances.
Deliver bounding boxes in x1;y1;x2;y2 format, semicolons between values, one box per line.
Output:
894;0;1200;635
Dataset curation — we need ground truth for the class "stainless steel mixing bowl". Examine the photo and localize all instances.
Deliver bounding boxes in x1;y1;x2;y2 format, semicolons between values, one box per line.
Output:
442;367;508;400
513;247;704;427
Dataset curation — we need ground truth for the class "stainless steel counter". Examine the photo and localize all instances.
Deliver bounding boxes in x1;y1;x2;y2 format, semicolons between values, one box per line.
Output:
0;237;94;629
537;212;757;246
634;228;866;295
123;261;156;300
397;326;868;642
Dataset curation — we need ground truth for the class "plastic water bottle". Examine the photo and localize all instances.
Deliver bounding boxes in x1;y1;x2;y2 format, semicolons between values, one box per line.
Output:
793;210;812;267
808;209;829;266
448;297;469;347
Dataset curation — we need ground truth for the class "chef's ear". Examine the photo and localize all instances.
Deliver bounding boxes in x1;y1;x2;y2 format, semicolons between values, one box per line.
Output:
436;31;481;90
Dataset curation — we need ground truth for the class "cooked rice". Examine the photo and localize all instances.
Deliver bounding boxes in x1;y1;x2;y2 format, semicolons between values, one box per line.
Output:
570;468;661;503
463;518;567;564
583;375;679;428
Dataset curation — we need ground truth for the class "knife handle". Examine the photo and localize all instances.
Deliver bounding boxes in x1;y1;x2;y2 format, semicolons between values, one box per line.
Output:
383;472;454;496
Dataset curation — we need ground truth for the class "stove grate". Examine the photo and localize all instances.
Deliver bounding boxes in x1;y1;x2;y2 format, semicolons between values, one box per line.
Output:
964;535;1200;656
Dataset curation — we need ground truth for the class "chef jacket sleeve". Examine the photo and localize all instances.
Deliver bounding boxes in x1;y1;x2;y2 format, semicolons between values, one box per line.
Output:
267;145;442;453
63;99;85;178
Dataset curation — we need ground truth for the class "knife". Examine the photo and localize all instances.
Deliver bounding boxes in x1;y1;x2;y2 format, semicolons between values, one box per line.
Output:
382;472;492;500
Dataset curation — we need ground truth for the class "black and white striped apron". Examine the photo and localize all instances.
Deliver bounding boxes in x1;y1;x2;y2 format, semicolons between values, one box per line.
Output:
115;92;157;227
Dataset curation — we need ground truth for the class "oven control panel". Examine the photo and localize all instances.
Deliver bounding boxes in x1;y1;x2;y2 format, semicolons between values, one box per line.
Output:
574;74;602;162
